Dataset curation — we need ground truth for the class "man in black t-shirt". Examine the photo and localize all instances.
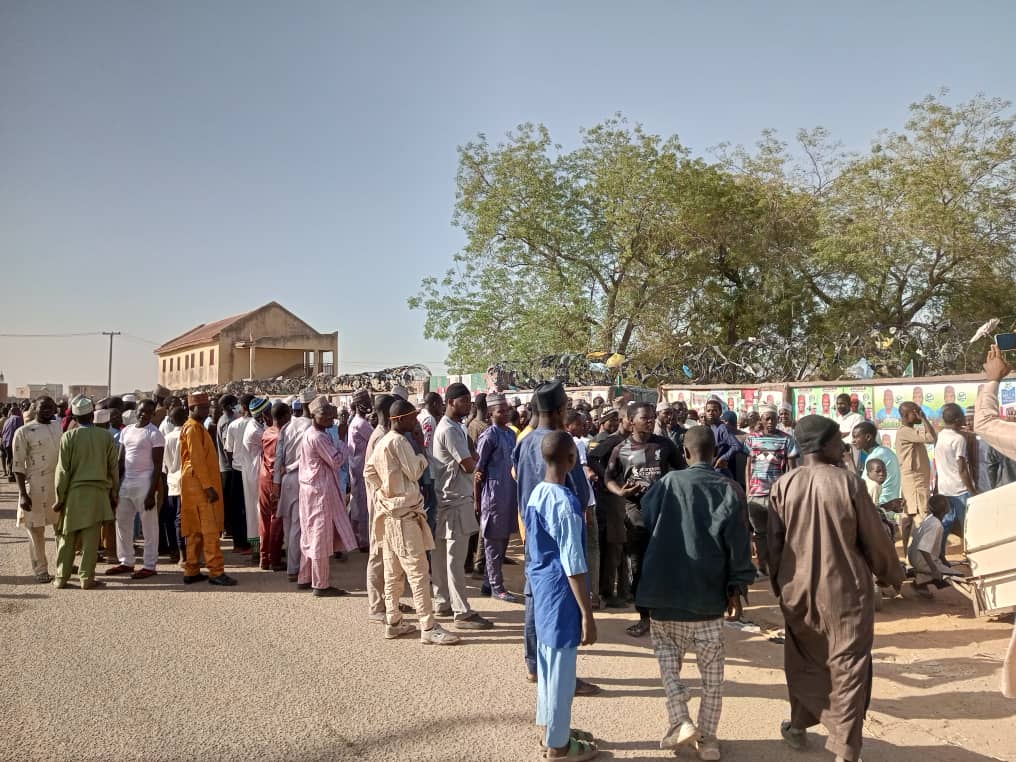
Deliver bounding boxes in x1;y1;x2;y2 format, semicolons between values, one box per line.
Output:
587;408;628;606
607;402;683;637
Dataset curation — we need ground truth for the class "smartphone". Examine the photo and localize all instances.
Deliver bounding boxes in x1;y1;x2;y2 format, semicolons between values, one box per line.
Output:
995;333;1016;354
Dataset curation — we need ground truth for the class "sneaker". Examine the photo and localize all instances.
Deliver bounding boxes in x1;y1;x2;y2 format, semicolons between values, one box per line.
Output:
780;721;807;751
493;591;521;603
208;574;238;586
696;736;721;761
52;578;68;589
453;612;493;630
296;582;312;590
384;621;417;639
661;721;700;750
421;623;461;645
183;573;208;584
34;572;54;584
81;579;106;590
105;564;134;575
131;568;157;580
435;605;453;617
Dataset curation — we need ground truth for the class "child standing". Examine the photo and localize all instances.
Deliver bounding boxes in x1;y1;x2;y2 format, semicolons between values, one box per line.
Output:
525;431;599;761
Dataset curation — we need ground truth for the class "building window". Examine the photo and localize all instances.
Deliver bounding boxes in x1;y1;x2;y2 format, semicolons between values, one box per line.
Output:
200;351;204;367
209;349;215;366
185;355;189;370
162;359;166;373
191;352;195;369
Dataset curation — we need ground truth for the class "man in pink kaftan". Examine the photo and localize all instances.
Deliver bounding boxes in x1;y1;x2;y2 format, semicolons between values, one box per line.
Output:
346;388;374;550
299;396;358;597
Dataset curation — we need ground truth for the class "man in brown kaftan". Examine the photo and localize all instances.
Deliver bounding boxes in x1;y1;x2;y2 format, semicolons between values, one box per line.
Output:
767;415;902;762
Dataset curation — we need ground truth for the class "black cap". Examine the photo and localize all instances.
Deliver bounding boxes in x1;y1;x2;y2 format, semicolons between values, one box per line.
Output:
533;379;567;413
445;382;470;403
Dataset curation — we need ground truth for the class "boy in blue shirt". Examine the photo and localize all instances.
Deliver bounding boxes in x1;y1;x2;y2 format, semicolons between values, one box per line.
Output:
525;430;599;761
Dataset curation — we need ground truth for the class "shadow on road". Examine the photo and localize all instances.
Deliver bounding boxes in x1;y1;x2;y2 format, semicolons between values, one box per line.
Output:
598;736;1007;761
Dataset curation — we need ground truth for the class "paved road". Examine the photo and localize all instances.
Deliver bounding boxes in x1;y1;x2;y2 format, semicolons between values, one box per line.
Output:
2;481;1013;761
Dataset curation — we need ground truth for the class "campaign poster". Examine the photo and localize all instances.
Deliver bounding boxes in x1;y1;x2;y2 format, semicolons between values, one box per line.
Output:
838;386;873;420
663;387;692;406
910;382;979;422
896;382;937;420
1000;380;1016;417
872;385;903;429
742;388;784;412
790;387;812;418
877;428;898;451
813;387;839;419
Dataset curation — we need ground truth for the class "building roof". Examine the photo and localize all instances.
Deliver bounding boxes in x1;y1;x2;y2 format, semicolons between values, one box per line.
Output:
155;310;253;354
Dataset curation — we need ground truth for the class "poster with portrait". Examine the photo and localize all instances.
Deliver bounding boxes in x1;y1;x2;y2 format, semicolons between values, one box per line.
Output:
662;387;692;406
872;385;903;429
839;386;874;420
741;387;784;412
876;427;898;451
1000;380;1016;417
910;382;979;422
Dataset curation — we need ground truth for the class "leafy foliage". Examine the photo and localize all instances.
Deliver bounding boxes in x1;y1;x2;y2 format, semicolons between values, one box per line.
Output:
410;94;1016;381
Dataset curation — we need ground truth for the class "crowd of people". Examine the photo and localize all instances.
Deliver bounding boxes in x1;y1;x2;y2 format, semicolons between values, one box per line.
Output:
4;345;1016;762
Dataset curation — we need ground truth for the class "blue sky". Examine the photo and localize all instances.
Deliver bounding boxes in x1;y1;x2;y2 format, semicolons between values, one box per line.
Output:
2;1;1014;393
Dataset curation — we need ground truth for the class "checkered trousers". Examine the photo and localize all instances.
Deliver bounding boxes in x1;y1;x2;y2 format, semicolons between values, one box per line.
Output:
650;617;726;738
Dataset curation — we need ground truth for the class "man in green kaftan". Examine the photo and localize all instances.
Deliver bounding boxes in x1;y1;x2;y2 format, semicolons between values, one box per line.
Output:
53;395;119;589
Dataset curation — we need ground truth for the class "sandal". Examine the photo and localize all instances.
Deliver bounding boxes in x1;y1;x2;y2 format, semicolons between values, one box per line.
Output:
625;619;650;638
544;737;598;760
540;729;595;748
574;678;601;696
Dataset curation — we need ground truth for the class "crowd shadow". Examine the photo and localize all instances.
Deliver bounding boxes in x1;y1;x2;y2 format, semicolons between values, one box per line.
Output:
596;737;1006;761
874;627;1012;651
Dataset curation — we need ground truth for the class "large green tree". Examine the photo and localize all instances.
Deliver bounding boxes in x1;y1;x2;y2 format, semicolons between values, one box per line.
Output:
409;118;689;372
812;93;1016;330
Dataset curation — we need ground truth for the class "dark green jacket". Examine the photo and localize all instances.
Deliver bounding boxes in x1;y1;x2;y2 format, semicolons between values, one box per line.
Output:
636;463;756;620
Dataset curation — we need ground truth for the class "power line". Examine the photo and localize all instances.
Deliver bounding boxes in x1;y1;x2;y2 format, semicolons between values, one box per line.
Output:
121;333;161;346
0;331;104;338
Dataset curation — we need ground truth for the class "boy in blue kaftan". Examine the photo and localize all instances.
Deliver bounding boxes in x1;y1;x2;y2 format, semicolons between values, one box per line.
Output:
524;431;598;760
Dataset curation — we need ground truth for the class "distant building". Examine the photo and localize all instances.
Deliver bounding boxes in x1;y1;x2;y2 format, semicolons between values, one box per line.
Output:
155;302;339;389
14;383;64;400
0;372;7;402
68;384;109;400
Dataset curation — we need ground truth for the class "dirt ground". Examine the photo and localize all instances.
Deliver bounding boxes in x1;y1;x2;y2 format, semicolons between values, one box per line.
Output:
2;479;1014;761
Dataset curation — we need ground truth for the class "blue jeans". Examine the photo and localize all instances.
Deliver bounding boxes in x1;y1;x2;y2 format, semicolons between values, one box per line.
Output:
941;493;969;553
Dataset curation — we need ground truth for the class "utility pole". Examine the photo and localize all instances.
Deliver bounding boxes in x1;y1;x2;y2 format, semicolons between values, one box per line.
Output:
102;331;120;396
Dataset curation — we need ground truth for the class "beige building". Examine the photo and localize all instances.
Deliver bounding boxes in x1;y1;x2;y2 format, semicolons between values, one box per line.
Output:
14;383;64;399
68;384;109;400
155;302;339;389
